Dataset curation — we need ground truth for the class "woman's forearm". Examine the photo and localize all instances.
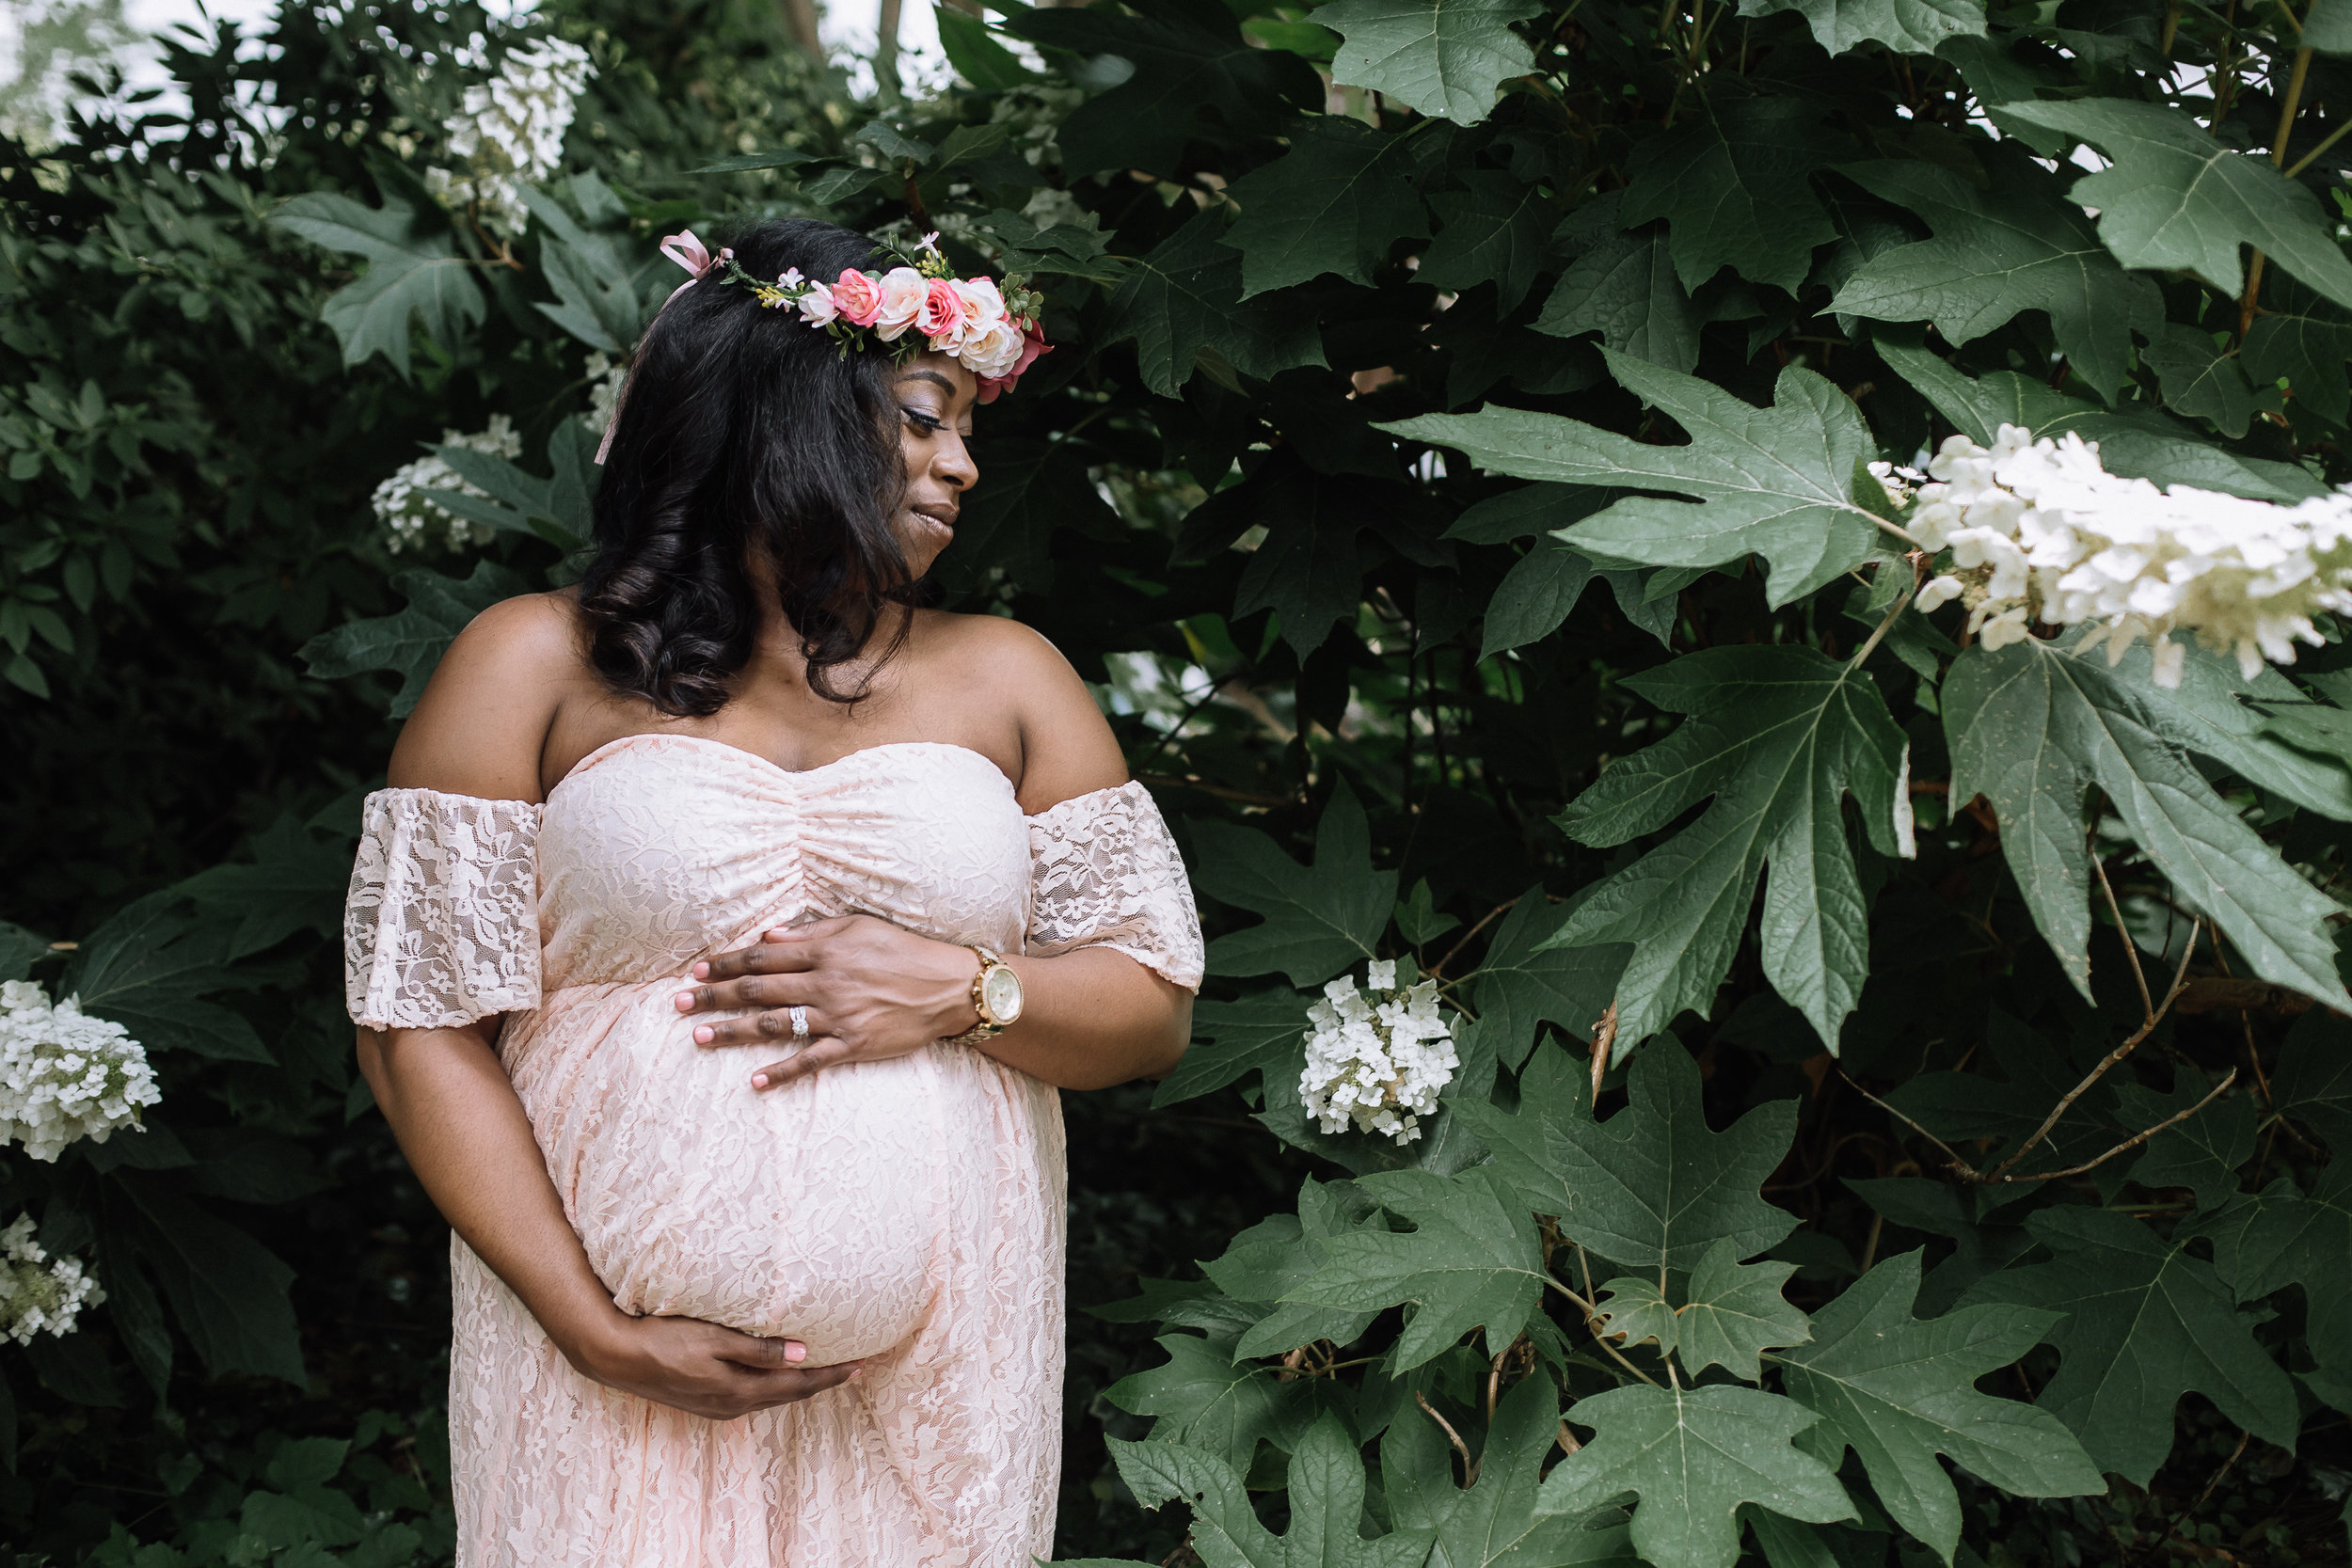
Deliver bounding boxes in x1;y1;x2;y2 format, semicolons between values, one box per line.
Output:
357;1023;631;1370
972;946;1192;1091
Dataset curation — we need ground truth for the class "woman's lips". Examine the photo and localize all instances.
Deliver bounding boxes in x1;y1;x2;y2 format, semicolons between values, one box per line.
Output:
911;504;958;532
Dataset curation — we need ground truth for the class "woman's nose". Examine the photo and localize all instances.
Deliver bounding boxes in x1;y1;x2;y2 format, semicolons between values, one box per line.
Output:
936;434;977;491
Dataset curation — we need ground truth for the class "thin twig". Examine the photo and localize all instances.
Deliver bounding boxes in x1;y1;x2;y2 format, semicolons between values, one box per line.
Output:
2008;1069;2238;1183
1836;1066;1983;1178
1428;897;1519;978
1848;555;1925;670
1986;922;2200;1180
1543;1277;1663;1386
2285;117;2352;177
2161;1428;2255;1555
2094;851;2156;1021
1589;1002;1619;1102
1416;1391;1480;1489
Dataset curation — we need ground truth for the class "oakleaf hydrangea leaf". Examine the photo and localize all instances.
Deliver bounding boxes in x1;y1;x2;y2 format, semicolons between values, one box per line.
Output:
1222;117;1430;296
1380;351;1894;606
1998;99;2352;313
1386;1373;1644;1568
1465;887;1625;1070
1191;782;1397;988
1670;1239;1812;1382
1829;159;2162;401
2200;1164;2352;1361
1422;169;1558;311
1454;1041;1799;1273
1735;0;1986;55
298;561;532;720
1104;1333;1317;1476
1203;1179;1387;1361
2117;1075;2256;1212
1154;987;1317;1108
272;193;485;379
1944;638;2352;1010
1537;1385;1855;1568
1284;1168;1549;1369
1777;1250;2104;1564
1619;97;1853;293
1317;0;1545;126
2273;1011;2352;1152
1540;645;1913;1050
1099;211;1330;398
1959;1208;2301;1485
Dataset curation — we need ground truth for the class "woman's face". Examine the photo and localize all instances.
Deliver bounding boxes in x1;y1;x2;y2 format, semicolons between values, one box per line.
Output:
892;352;979;575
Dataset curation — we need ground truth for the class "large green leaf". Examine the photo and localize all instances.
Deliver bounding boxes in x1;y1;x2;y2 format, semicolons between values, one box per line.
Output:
1155;987;1315;1108
1315;0;1545;125
1776;1250;2104;1563
1192;784;1397;988
2116;1074;2257;1212
1997;99;2352;313
1099;211;1330;398
1385;1373;1643;1568
1828;159;2162;400
2241;275;2352;425
1943;637;2351;1009
1735;0;1986;55
120;1179;307;1386
271;192;486;378
1222;117;1430;296
2273;1011;2352;1152
298;561;531;720
1959;1207;2301;1484
1204;1180;1388;1360
1422;169;1558;310
70;892;271;1062
1619;97;1852;293
176;815;352;960
1454;1041;1799;1273
2099;639;2352;821
1535;213;1702;373
1597;1238;1810;1382
938;436;1120;598
1542;645;1912;1049
1878;337;2328;500
1538;1385;1855;1568
1465;888;1625;1069
2200;1164;2352;1360
1104;1333;1325;1475
1284;1168;1549;1369
1381;353;1893;605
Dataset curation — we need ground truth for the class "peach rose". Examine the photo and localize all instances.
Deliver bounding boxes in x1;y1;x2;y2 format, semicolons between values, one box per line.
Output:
976;325;1052;403
871;267;928;341
957;314;1025;379
829;268;883;326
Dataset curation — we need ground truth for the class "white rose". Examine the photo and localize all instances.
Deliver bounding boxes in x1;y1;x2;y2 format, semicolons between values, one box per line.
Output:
951;277;1007;338
797;279;839;326
872;267;928;341
956;315;1025;378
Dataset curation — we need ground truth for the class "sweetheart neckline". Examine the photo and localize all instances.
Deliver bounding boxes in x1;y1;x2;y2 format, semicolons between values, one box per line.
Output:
551;734;1018;798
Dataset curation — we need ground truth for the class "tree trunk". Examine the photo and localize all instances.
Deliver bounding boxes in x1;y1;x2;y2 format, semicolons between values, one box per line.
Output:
877;0;903;99
779;0;822;62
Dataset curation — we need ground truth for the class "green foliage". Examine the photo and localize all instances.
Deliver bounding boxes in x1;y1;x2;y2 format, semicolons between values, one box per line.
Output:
16;0;2352;1561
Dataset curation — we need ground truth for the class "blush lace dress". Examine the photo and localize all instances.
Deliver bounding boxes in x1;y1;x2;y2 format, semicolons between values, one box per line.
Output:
341;735;1203;1568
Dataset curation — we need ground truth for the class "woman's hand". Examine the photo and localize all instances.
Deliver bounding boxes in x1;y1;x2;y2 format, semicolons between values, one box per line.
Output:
571;1311;861;1421
674;914;983;1090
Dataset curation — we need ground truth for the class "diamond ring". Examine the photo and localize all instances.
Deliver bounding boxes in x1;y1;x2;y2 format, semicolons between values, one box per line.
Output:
788;1005;810;1044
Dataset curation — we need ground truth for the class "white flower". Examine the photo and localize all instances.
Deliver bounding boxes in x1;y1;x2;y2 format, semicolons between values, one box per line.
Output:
796;278;839;326
372;414;524;554
871;267;929;341
0;979;160;1164
0;1214;102;1346
1908;424;2352;687
955;314;1025;378
584;351;627;441
429;37;594;236
1297;961;1460;1147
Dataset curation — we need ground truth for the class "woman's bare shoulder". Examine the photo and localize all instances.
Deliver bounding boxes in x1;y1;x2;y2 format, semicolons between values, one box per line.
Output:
387;591;596;801
917;610;1127;812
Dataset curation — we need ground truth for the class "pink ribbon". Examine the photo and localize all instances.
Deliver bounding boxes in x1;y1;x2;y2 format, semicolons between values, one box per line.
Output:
596;231;734;465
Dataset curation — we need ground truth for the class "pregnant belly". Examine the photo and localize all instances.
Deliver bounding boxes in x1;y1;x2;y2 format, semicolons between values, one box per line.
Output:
503;984;941;1364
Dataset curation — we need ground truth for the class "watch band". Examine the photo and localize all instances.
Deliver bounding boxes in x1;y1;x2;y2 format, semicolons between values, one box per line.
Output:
946;944;1007;1044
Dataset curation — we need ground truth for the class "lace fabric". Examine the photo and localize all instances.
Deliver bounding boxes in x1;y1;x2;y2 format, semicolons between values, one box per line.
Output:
334;738;1203;1567
1025;779;1205;990
343;788;544;1031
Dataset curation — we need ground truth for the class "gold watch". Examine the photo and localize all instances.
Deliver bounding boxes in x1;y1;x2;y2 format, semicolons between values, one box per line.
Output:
950;944;1024;1042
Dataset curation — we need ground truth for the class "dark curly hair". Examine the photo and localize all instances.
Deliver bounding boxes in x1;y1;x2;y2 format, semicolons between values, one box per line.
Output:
577;218;926;714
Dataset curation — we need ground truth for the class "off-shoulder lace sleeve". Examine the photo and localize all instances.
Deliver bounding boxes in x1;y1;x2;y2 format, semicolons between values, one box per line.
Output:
344;787;545;1031
1025;780;1204;990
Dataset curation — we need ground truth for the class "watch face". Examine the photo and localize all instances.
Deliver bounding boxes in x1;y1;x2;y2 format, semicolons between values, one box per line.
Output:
981;963;1024;1023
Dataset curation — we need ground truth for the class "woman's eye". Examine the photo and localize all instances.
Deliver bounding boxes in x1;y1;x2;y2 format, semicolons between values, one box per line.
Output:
901;407;945;433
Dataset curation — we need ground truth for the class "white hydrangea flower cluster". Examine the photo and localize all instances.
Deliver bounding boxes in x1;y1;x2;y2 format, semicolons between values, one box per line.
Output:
1298;959;1460;1146
423;37;594;235
0;979;159;1164
1896;424;2352;686
988;83;1086;172
372;415;522;554
584;351;627;442
0;1213;102;1345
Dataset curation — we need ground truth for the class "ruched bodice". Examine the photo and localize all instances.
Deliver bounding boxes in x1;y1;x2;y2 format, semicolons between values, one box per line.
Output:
536;736;1030;991
341;732;1203;1568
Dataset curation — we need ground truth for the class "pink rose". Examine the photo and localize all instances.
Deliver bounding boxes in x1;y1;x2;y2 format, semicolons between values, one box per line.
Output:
872;267;928;341
796;279;838;326
830;268;883;326
916;277;970;345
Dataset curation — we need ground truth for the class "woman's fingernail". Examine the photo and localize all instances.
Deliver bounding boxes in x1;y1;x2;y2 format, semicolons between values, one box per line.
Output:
673;991;695;1011
848;1366;864;1380
752;1072;770;1088
691;961;709;979
787;1342;806;1363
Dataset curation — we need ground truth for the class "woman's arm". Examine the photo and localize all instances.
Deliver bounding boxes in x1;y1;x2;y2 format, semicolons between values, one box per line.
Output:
367;595;856;1418
679;617;1194;1093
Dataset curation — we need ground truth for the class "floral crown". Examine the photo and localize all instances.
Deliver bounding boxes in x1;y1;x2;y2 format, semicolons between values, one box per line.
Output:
661;229;1051;404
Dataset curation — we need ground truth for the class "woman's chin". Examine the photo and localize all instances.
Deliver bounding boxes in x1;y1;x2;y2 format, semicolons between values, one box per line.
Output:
900;513;955;568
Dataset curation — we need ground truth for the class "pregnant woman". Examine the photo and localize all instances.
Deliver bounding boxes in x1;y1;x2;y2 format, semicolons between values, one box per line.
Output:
341;218;1202;1566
